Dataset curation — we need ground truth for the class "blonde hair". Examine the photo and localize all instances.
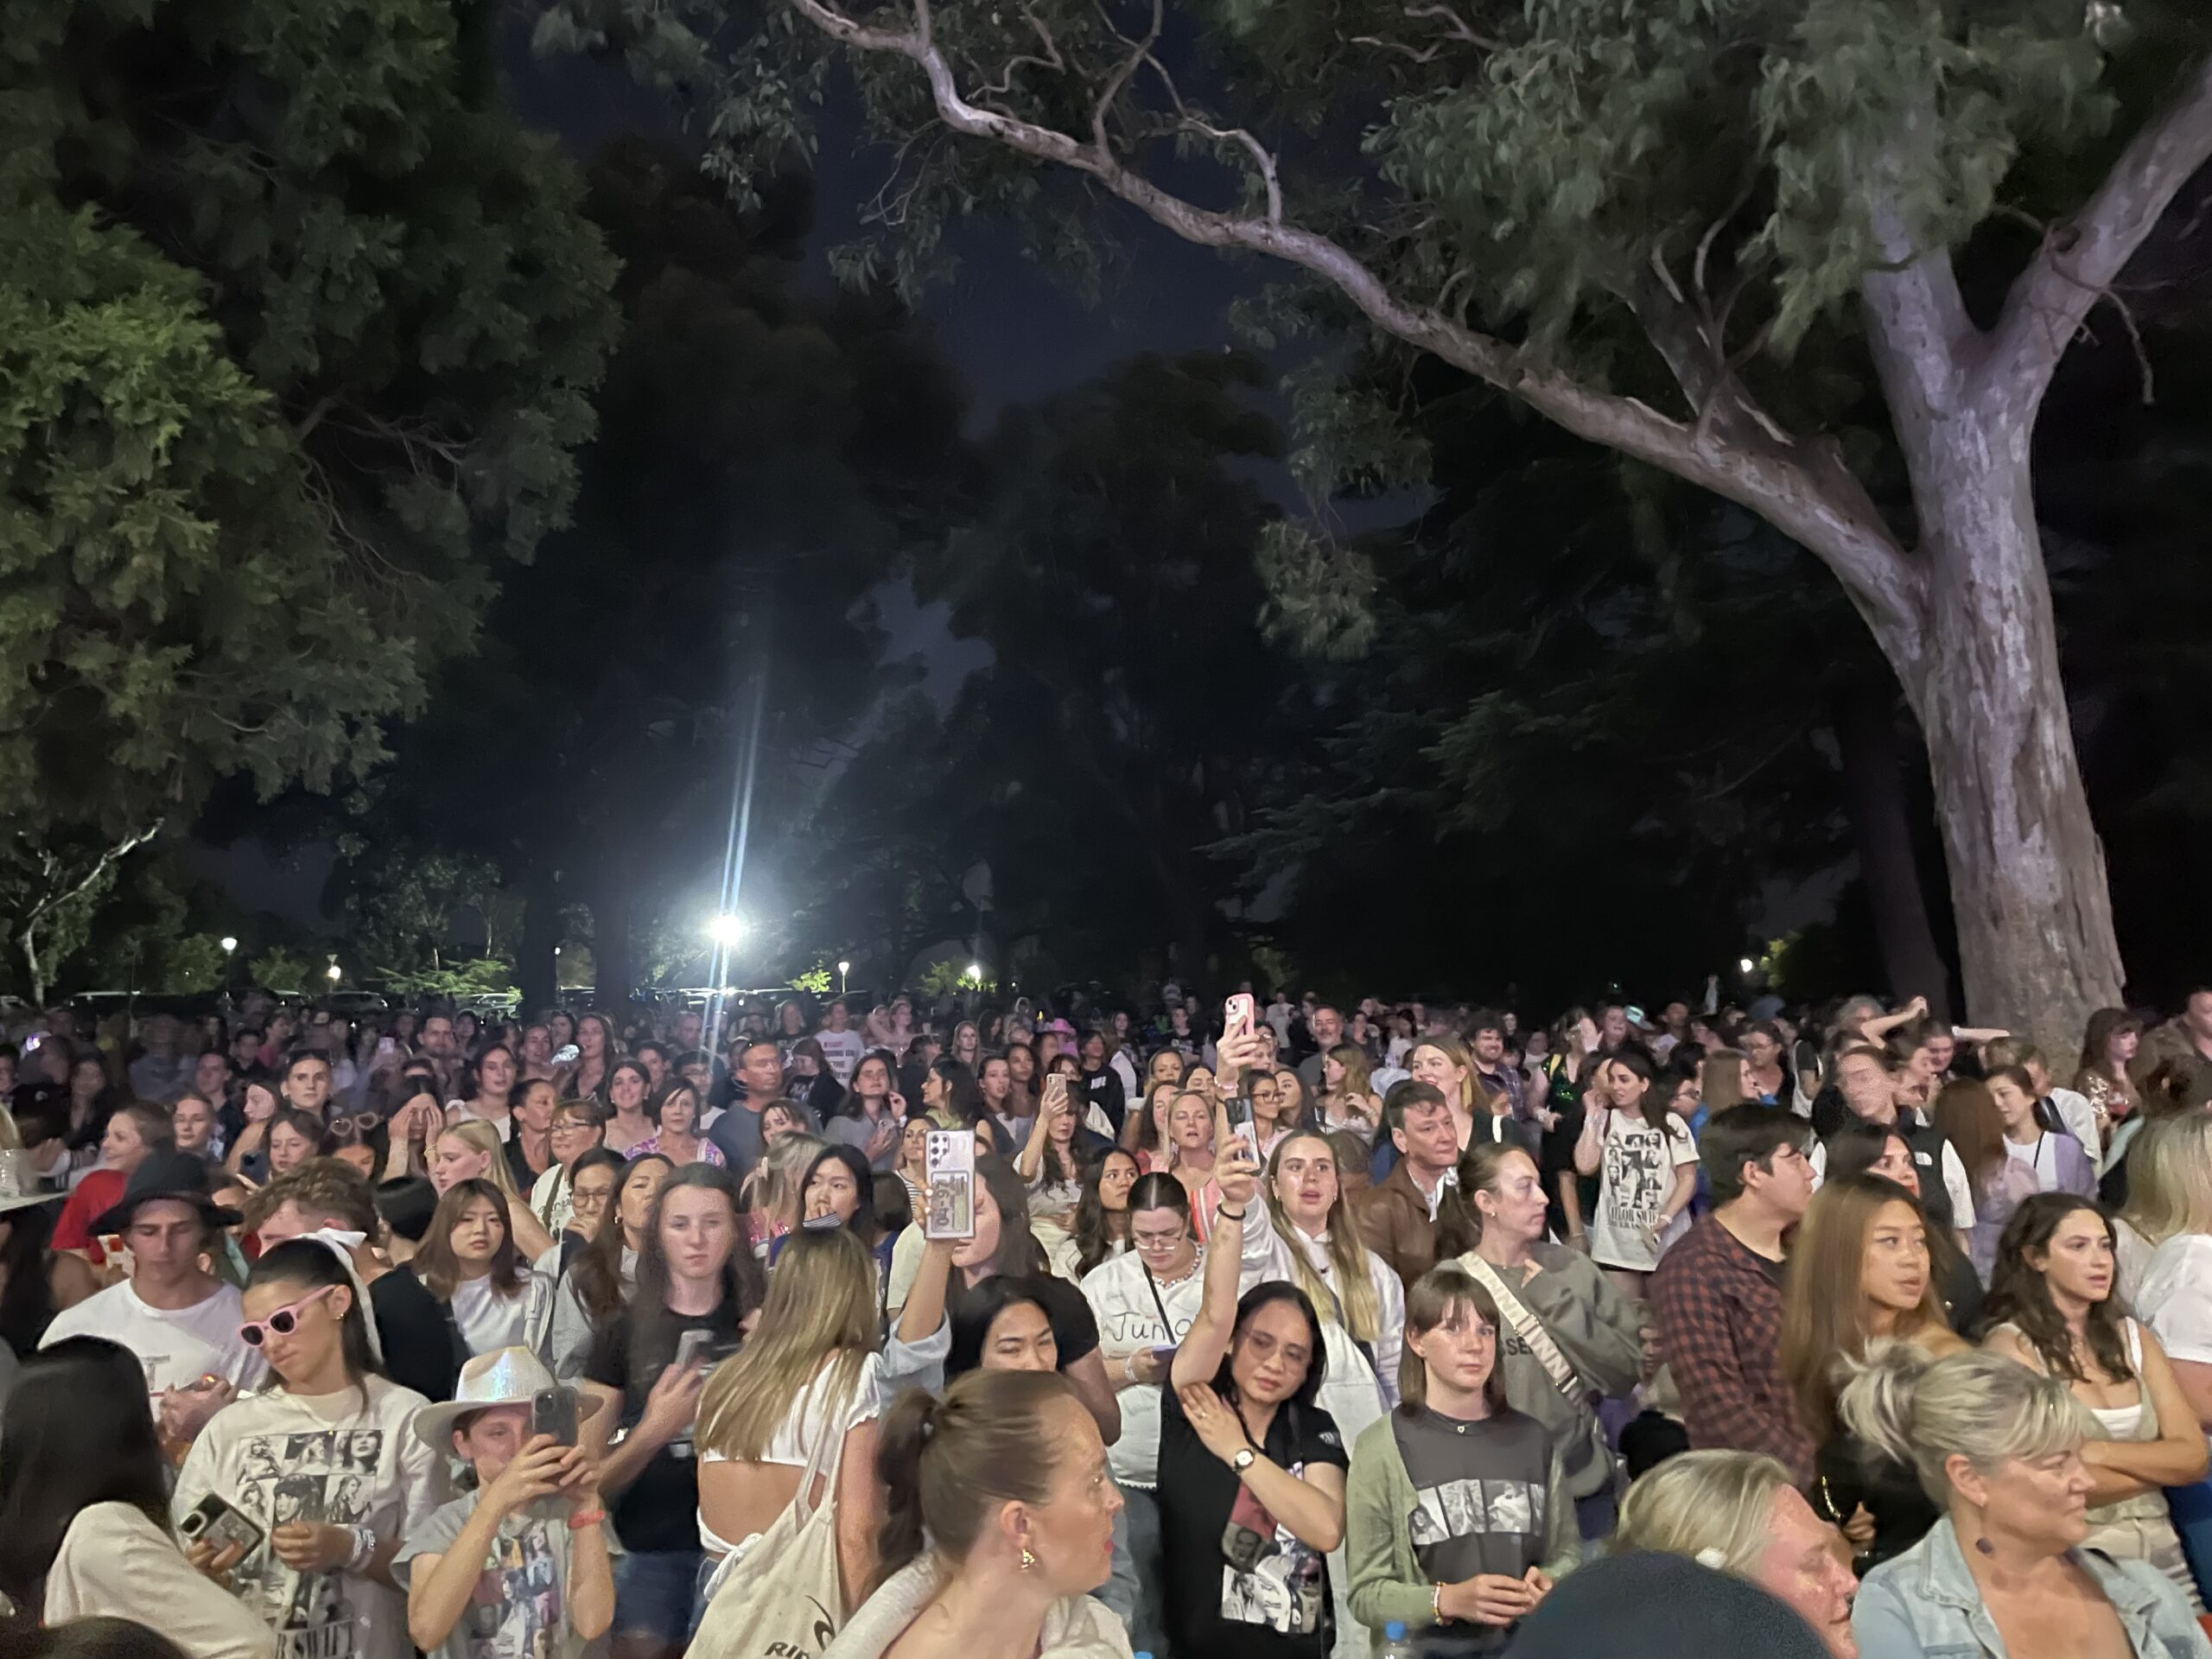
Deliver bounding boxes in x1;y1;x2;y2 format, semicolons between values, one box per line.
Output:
0;1106;20;1152
745;1131;827;1232
438;1120;522;1200
1325;1044;1376;1103
2118;1114;2212;1249
1262;1131;1382;1347
1407;1037;1473;1114
1615;1450;1795;1574
1839;1341;2086;1504
697;1225;878;1461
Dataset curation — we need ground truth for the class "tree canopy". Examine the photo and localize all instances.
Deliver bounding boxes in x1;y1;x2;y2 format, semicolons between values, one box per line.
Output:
0;0;616;999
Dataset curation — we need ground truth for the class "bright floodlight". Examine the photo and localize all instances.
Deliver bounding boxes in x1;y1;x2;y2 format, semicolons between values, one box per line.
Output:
709;913;746;945
1738;956;1757;975
219;936;238;953
326;963;343;982
966;963;983;980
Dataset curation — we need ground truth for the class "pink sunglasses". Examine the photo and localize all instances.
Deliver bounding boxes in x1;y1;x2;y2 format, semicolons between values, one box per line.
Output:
238;1283;338;1347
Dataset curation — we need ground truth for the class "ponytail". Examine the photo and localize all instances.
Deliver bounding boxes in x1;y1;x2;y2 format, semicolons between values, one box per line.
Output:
873;1369;1072;1590
1838;1340;2087;1504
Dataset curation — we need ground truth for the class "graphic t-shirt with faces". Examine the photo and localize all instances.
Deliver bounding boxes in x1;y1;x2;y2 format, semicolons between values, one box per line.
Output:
175;1376;442;1659
395;1493;620;1659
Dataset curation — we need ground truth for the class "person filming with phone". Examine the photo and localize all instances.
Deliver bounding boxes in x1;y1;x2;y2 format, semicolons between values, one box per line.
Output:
396;1347;614;1659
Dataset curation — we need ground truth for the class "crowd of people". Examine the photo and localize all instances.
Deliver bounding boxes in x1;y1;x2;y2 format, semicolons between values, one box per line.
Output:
1;981;2210;1659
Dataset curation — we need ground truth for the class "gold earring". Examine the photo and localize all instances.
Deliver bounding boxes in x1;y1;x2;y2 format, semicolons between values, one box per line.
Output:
1020;1545;1038;1571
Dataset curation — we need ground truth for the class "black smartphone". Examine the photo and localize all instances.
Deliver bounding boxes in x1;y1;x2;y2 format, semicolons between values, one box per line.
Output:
531;1385;579;1447
178;1491;266;1560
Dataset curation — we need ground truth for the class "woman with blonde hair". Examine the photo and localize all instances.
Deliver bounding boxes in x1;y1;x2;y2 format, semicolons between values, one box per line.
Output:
743;1130;827;1261
1843;1344;2209;1658
427;1120;556;1259
1613;1451;1860;1658
2124;1113;2212;1438
1780;1174;1967;1573
696;1225;884;1615
1319;1045;1384;1144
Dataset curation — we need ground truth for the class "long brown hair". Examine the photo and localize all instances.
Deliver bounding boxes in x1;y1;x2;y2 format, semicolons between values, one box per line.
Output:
1780;1173;1950;1441
571;1153;671;1321
413;1178;527;1302
2073;1007;2141;1095
1700;1049;1749;1111
873;1369;1074;1591
1398;1264;1510;1420
1931;1077;2005;1190
1982;1195;2133;1385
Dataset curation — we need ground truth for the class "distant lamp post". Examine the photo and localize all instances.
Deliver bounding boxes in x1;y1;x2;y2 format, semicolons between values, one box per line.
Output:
1738;956;1757;976
220;936;238;956
326;962;343;985
965;963;984;987
836;959;851;994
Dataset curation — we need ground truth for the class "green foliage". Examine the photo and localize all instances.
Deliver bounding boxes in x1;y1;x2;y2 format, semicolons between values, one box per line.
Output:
791;963;835;995
380;956;519;1001
251;947;315;993
2;0;616;996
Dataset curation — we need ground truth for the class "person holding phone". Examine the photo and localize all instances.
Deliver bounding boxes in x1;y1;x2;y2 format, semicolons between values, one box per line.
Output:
397;1347;613;1659
174;1237;443;1659
0;1335;276;1659
1017;1074;1109;1230
577;1166;765;1659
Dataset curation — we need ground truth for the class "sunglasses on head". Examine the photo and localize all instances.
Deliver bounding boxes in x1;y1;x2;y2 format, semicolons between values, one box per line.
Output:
238;1283;339;1346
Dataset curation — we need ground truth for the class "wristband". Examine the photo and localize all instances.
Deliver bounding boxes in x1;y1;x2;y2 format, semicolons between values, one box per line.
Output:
345;1524;377;1573
1433;1581;1446;1624
567;1508;607;1531
1216;1204;1247;1223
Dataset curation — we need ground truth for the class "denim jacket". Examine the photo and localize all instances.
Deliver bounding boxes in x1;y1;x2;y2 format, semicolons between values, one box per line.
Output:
1853;1516;2212;1659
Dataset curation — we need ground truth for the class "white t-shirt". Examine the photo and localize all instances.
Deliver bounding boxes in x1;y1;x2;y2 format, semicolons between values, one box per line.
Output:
175;1376;442;1659
1080;1249;1205;1488
1588;1109;1699;1272
45;1501;277;1659
446;1267;550;1357
815;1028;866;1087
2004;1132;2063;1192
41;1278;268;1394
2138;1232;2212;1367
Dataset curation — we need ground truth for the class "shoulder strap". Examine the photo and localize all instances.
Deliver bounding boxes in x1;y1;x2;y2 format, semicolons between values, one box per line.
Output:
1459;1253;1583;1402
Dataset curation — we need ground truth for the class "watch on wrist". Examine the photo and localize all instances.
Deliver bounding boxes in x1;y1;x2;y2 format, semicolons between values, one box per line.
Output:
1231;1446;1257;1472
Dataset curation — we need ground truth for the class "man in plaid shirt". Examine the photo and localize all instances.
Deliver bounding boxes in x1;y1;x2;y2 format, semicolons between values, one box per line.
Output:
1649;1105;1819;1485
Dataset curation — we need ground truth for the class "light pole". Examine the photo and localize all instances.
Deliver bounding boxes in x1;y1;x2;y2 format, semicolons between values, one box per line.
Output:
837;959;851;995
706;914;746;1056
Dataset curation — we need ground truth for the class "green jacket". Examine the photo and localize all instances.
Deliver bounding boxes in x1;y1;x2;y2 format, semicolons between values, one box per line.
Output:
1344;1409;1580;1653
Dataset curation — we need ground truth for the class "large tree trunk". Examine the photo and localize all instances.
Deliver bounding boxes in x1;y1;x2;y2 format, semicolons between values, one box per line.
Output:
588;873;634;1018
1889;432;2123;1047
515;865;562;1016
1833;683;1953;1018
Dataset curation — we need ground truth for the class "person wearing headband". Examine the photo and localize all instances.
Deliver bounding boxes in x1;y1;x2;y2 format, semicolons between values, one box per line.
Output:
173;1236;442;1659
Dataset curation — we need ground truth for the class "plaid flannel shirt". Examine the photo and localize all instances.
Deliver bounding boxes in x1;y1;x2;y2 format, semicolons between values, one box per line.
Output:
1649;1211;1814;1486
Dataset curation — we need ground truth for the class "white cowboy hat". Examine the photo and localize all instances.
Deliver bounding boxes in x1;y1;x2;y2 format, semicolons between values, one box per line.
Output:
410;1344;602;1450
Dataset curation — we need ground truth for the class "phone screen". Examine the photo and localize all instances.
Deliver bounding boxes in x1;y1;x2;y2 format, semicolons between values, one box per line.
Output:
1223;1096;1258;1161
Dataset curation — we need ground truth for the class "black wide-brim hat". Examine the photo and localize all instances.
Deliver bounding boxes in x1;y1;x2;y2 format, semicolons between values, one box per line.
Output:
90;1150;243;1237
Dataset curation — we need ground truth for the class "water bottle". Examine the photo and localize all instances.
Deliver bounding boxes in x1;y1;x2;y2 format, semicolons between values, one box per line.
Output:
1379;1620;1416;1659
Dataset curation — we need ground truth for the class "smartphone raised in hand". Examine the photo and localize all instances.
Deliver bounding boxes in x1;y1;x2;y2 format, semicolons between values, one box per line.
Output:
922;1128;976;1241
532;1384;579;1447
1223;993;1255;1045
1222;1096;1259;1163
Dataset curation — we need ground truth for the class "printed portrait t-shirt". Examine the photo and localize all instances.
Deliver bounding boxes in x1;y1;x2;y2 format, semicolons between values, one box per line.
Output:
395;1493;620;1659
175;1375;442;1659
1154;1383;1348;1659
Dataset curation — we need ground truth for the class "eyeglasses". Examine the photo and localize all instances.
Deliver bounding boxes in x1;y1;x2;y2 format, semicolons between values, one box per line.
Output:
238;1284;339;1347
325;1111;381;1137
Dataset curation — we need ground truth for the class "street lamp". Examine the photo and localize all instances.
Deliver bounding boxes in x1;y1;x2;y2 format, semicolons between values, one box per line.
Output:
836;959;851;994
966;963;983;983
326;963;343;984
1738;956;1757;976
709;913;746;947
220;937;238;956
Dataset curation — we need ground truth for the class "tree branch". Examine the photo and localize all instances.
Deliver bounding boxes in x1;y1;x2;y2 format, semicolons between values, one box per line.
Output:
1980;54;2212;416
780;0;1922;648
1858;112;1980;430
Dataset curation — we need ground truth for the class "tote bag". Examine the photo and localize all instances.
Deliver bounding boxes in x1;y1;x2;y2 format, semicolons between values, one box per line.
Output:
692;1402;852;1659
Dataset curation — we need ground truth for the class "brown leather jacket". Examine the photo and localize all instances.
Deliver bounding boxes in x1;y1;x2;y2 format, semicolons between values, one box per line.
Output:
1357;1157;1446;1289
